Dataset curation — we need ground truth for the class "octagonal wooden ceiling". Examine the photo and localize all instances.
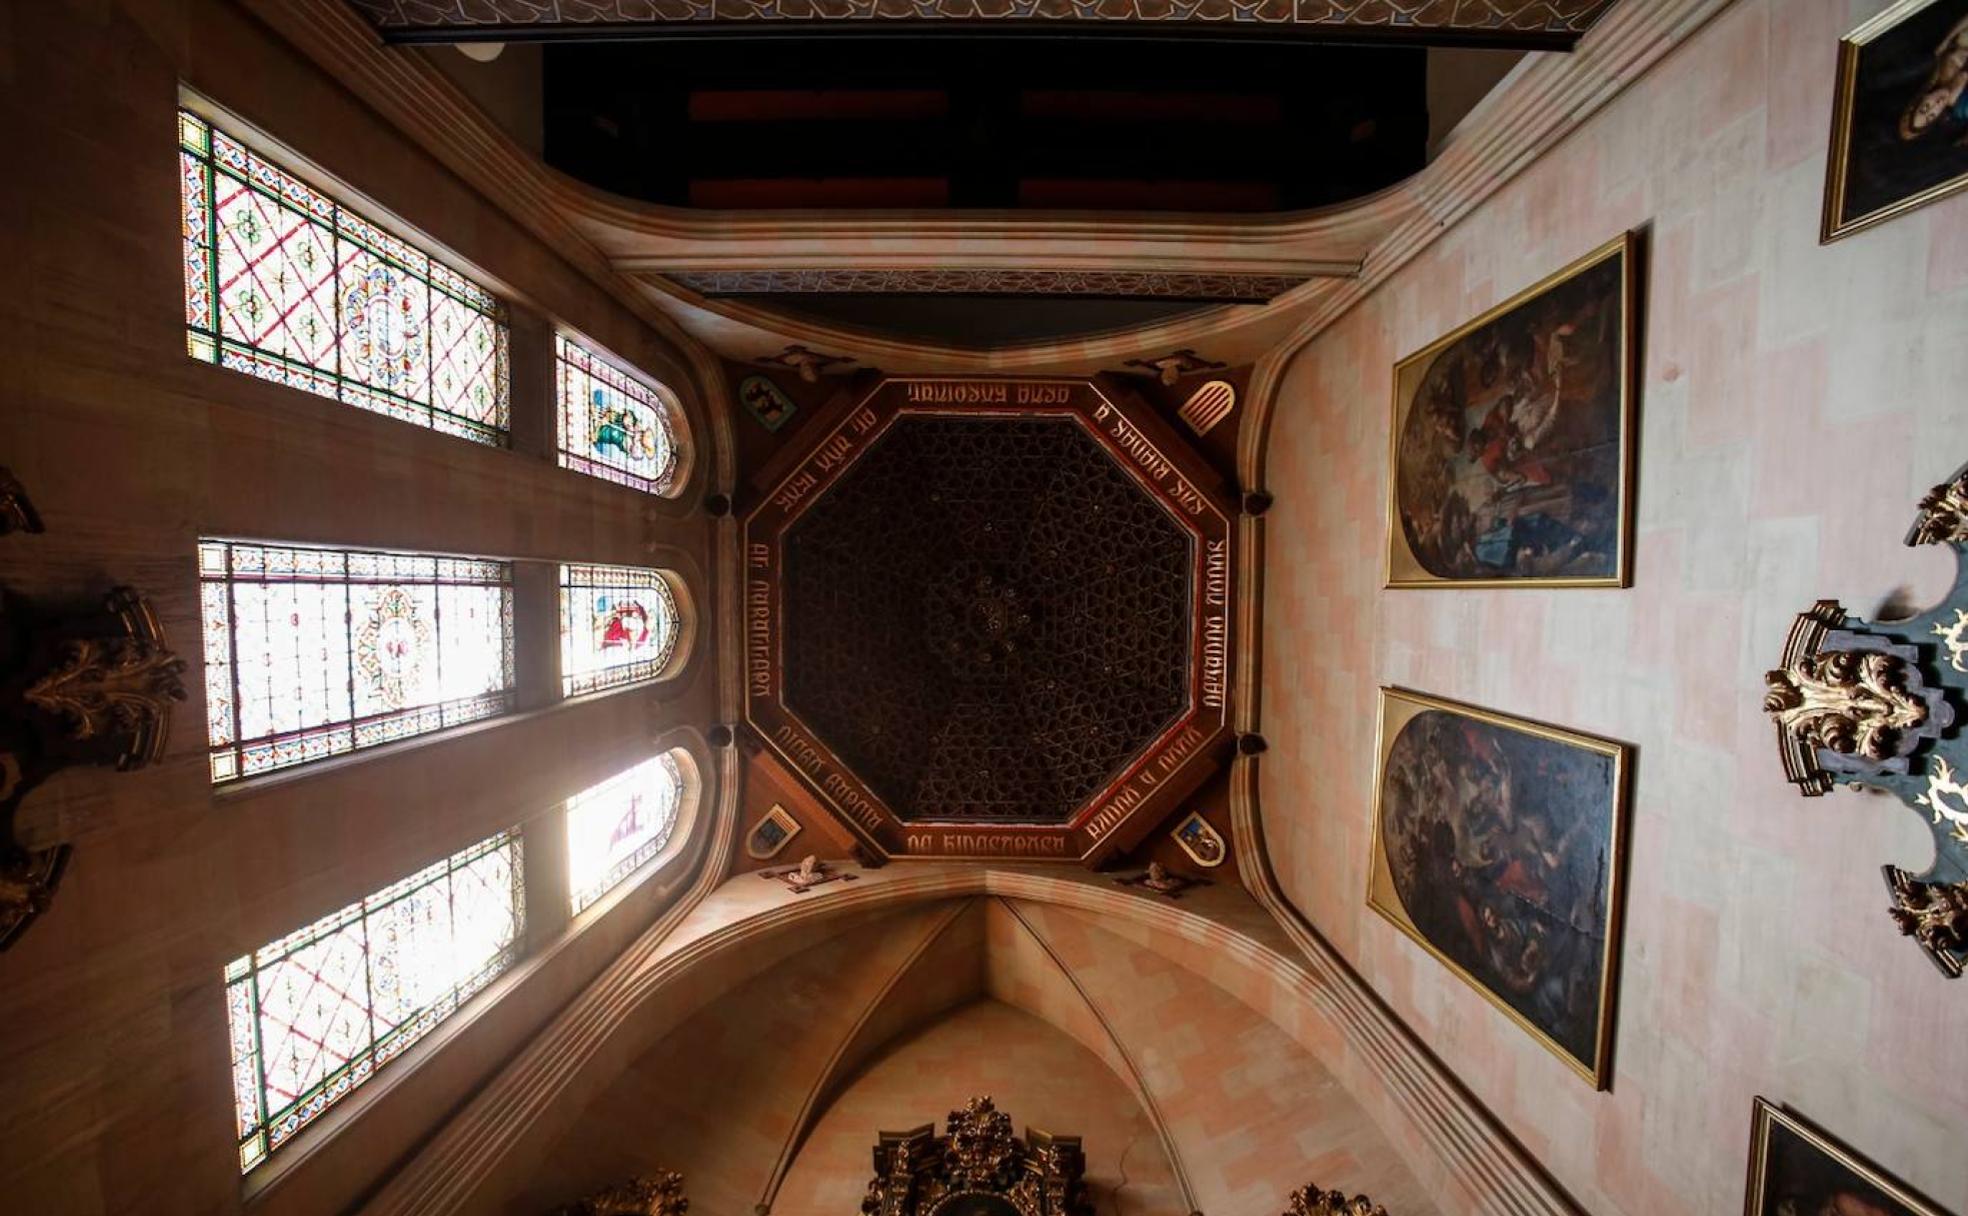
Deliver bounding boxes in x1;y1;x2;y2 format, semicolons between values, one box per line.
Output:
744;376;1234;864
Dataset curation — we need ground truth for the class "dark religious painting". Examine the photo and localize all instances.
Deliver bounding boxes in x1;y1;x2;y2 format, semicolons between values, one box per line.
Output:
1824;0;1968;241
1745;1100;1950;1216
1368;688;1629;1086
1386;233;1635;588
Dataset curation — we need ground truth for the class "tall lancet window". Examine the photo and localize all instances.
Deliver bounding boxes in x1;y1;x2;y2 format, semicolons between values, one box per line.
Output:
199;541;515;782
555;334;684;495
564;751;688;915
225;830;525;1173
178;109;511;444
559;562;683;696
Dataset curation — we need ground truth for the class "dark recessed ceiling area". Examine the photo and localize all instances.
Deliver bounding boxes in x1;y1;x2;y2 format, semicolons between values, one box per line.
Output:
754;295;1215;349
782;415;1193;824
544;38;1428;212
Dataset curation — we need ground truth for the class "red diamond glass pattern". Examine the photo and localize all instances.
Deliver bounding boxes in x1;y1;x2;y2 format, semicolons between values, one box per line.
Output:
179;110;510;445
224;830;524;1174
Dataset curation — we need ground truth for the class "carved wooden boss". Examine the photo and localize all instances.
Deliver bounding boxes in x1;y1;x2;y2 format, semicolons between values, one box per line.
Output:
1764;460;1968;977
745;378;1233;866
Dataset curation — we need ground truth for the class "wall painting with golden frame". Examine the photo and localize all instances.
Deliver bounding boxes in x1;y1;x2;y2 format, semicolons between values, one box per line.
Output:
1822;0;1968;242
1367;688;1630;1087
1744;1099;1950;1216
1385;233;1636;589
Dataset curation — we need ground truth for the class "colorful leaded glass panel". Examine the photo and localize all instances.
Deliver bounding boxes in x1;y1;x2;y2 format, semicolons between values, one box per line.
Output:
225;829;523;1173
555;335;682;494
200;540;515;783
565;751;686;914
559;563;682;696
178;110;510;445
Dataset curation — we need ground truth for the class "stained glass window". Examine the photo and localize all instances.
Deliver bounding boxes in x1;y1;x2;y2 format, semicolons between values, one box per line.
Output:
565;751;686;915
559;563;682;697
179;109;511;445
200;540;514;783
555;335;682;495
225;829;523;1174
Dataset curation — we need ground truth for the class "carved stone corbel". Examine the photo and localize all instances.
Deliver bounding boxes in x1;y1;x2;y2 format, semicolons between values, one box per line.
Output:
547;1172;689;1216
1286;1186;1390;1216
1762;459;1968;978
2;586;184;950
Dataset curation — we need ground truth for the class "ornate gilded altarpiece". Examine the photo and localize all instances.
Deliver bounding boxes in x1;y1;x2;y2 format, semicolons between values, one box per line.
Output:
744;377;1234;865
861;1097;1089;1216
1764;460;1968;978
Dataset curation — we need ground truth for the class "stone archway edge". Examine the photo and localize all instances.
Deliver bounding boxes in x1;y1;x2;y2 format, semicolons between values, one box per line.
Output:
358;864;1581;1215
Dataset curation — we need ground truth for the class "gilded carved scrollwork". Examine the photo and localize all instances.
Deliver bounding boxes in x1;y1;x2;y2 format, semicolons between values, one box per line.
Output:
1763;457;1968;979
547;1172;689;1216
1285;1186;1390;1216
1762;648;1929;763
1;586;183;950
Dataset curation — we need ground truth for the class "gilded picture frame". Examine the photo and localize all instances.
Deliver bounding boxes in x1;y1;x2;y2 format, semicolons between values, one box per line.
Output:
1367;687;1631;1087
1384;232;1637;589
1822;0;1968;243
1744;1099;1950;1216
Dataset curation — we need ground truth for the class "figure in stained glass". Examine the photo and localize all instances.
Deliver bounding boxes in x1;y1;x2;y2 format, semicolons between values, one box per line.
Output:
560;563;682;696
556;335;683;495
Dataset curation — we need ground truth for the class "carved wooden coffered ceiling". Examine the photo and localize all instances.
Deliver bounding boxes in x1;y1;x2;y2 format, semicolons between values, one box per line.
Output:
745;377;1233;864
343;1;1618;46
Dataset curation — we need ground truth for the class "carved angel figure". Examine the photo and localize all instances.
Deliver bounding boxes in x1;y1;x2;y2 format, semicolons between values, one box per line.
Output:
1886;872;1968;959
1909;470;1968;546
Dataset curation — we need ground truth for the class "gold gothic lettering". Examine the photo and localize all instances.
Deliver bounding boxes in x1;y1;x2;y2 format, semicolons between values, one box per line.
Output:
771;725;885;831
1205;539;1229;607
823;771;886;832
1201;614;1228;710
906;382;1010;404
772;469;817;513
746;579;773;698
936;834;1069;856
1094;400;1206;517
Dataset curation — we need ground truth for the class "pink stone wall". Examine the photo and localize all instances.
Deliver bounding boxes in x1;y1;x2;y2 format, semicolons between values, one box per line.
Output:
1260;2;1968;1213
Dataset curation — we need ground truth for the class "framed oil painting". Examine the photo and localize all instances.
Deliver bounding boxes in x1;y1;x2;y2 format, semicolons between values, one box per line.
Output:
1385;233;1636;589
1367;688;1630;1087
1823;0;1968;242
1745;1100;1950;1216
